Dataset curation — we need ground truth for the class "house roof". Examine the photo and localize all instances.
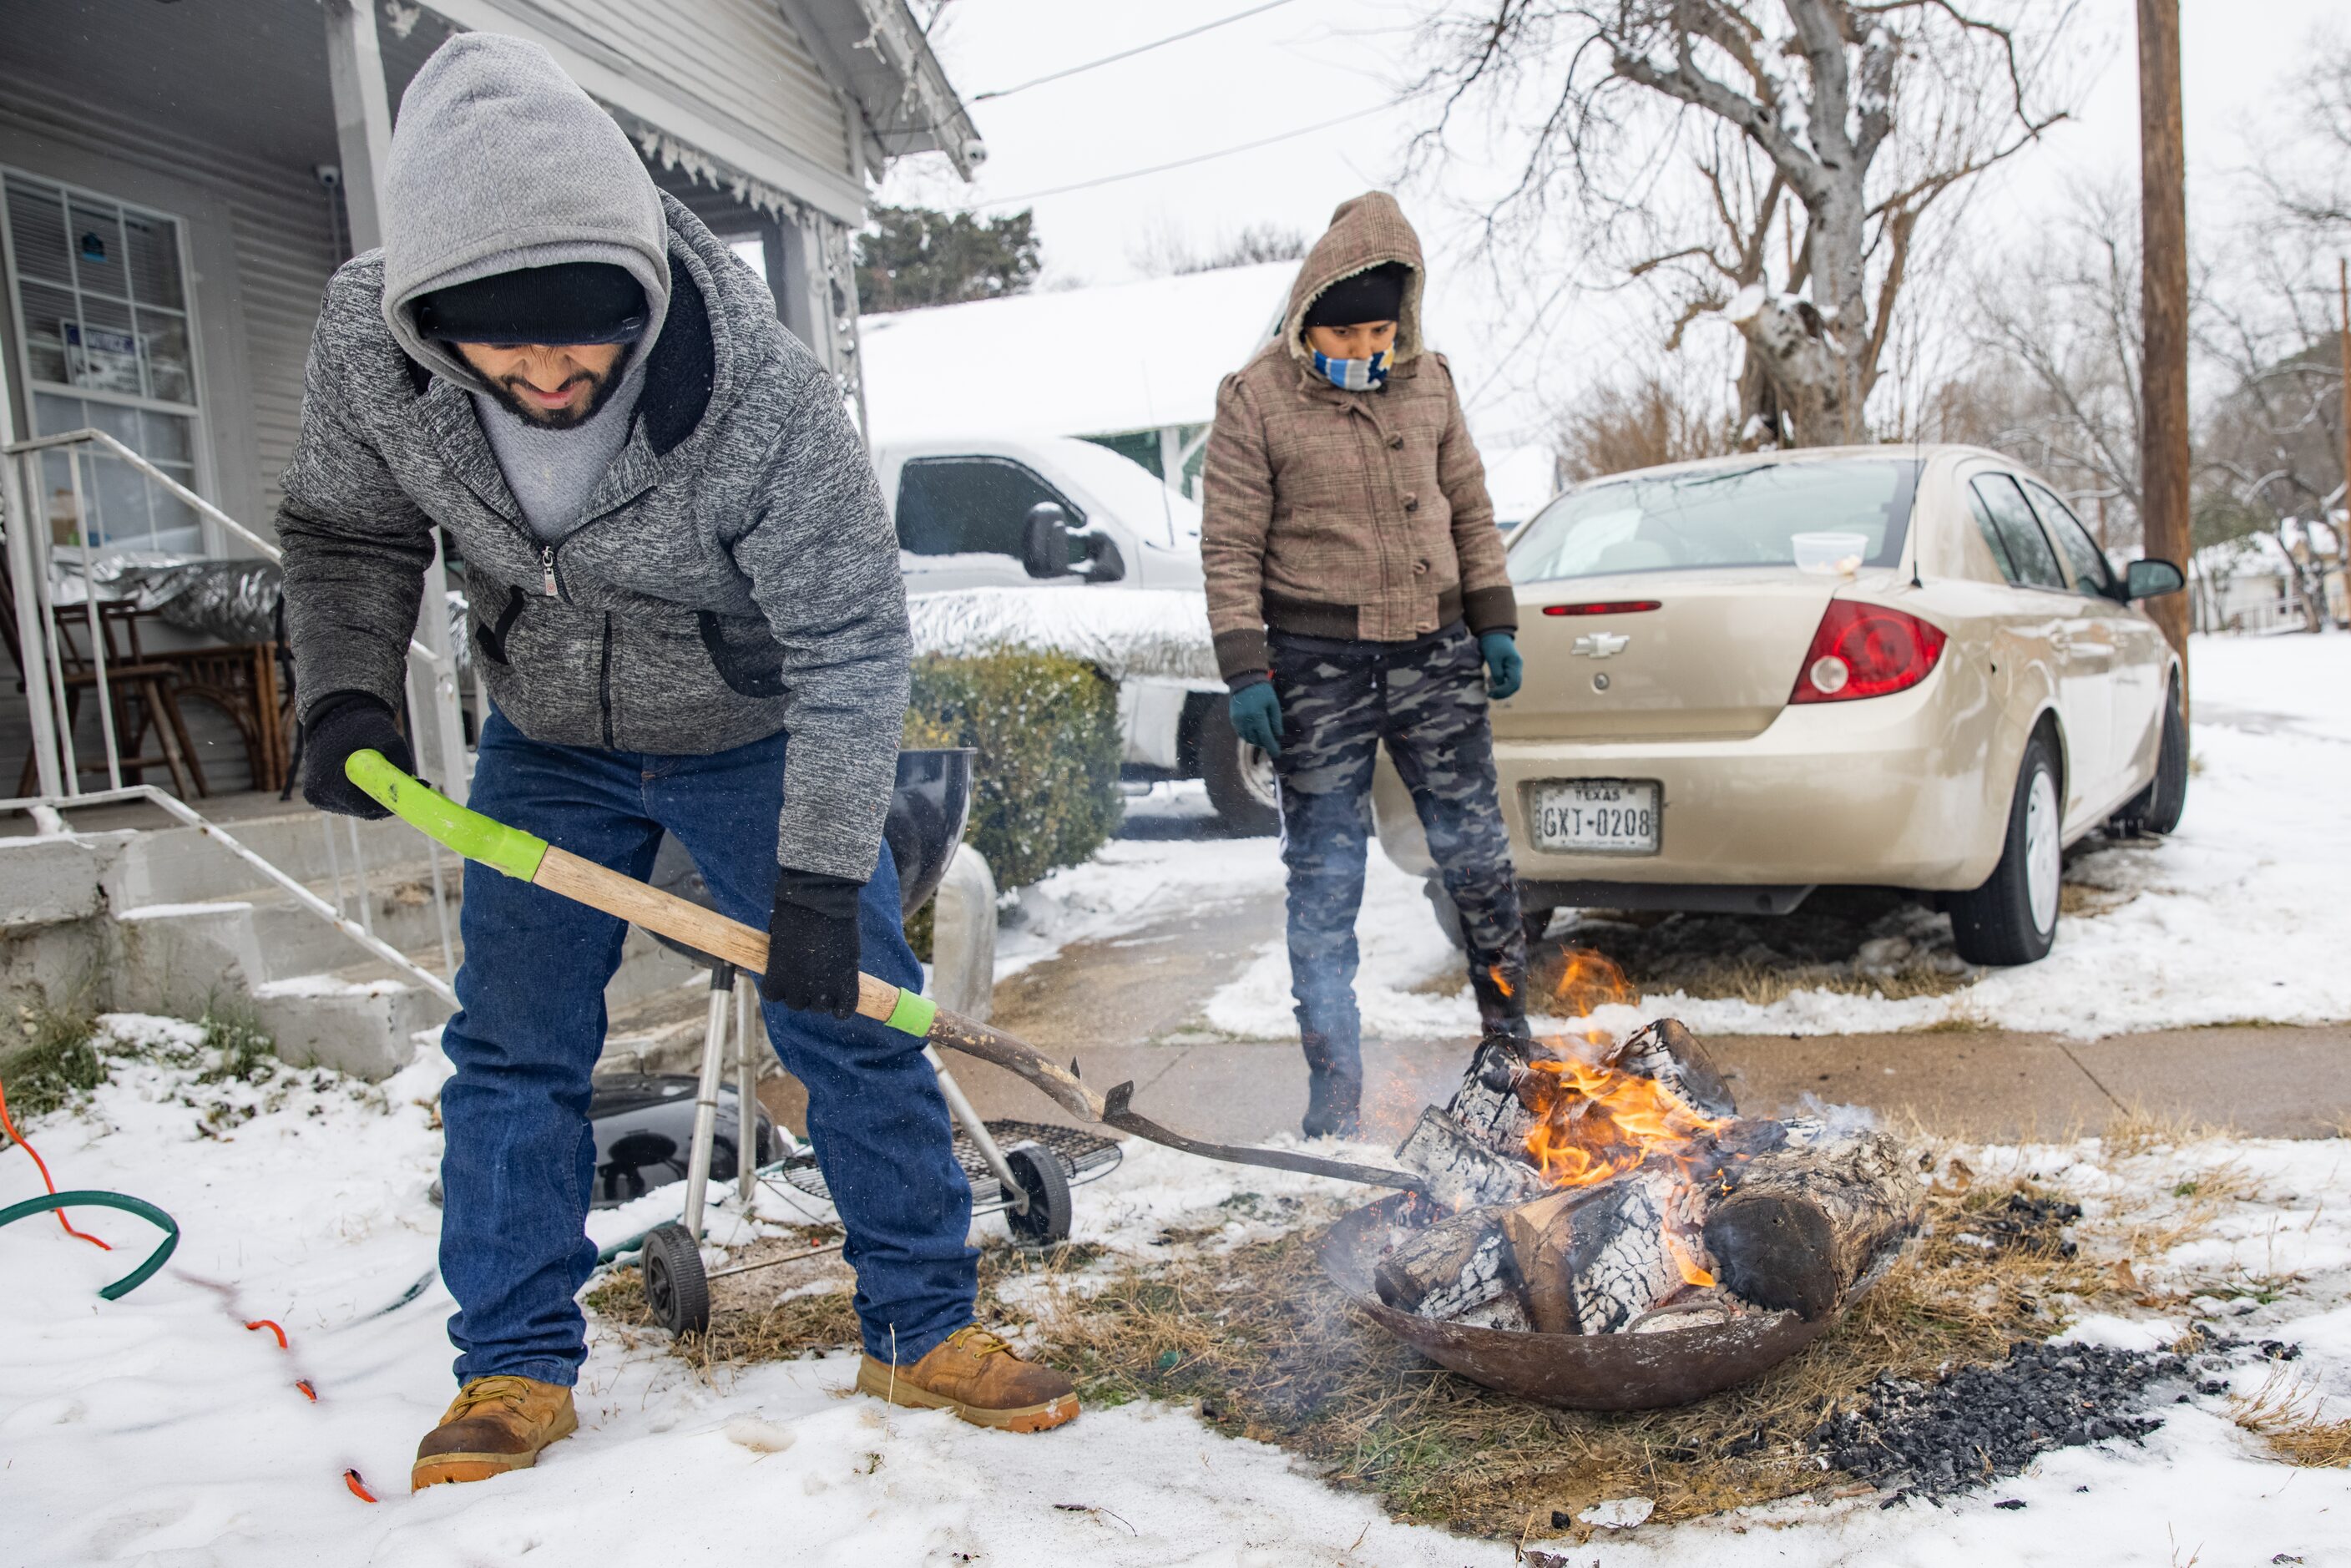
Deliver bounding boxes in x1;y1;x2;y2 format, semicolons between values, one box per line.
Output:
780;0;983;176
857;263;1296;442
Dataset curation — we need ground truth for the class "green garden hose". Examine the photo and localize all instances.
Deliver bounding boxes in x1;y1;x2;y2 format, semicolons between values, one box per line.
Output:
0;1190;179;1299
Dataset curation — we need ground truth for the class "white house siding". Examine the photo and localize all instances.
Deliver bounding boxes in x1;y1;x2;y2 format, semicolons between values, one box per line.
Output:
514;0;856;185
0;71;340;542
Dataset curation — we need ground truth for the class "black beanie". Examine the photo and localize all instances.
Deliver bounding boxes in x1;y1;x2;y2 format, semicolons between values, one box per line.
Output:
1303;260;1410;329
412;261;650;346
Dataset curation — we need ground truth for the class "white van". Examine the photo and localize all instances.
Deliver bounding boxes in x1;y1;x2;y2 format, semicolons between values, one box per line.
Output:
875;433;1278;832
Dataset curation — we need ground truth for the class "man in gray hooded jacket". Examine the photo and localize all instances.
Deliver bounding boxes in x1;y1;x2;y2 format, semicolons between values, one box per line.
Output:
278;35;1077;1490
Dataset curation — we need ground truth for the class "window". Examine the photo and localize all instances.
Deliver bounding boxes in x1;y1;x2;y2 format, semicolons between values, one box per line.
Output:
1968;475;2067;590
2021;480;2118;599
896;456;1083;559
1508;459;1917;584
3;170;205;555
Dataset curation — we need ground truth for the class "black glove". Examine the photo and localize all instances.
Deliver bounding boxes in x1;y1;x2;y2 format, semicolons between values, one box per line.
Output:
300;692;412;819
763;868;863;1017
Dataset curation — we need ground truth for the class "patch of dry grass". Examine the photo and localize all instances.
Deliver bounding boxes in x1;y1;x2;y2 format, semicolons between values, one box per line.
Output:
1648;957;1971;1007
1014;1173;2122;1542
2232;1369;2351;1467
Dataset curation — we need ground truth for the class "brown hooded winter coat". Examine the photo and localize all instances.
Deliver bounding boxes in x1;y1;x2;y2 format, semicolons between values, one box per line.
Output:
1200;192;1515;689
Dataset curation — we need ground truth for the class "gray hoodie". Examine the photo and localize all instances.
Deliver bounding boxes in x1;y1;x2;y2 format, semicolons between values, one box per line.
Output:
379;33;670;394
277;36;909;886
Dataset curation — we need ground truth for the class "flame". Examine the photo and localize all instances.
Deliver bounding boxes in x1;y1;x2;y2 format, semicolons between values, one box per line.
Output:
1523;947;1724;1294
1487;964;1514;999
1548;947;1638;1024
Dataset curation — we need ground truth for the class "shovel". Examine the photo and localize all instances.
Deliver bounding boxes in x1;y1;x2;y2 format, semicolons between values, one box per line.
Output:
344;750;1423;1195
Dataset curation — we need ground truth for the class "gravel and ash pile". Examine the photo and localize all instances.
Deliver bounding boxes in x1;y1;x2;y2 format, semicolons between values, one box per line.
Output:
1809;1340;2186;1498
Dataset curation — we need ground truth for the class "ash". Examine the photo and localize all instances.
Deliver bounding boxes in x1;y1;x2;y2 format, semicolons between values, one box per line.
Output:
1810;1340;2186;1499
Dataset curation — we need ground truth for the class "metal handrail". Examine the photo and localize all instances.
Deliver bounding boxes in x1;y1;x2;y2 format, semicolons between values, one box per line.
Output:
1;785;458;1008
5;427;446;667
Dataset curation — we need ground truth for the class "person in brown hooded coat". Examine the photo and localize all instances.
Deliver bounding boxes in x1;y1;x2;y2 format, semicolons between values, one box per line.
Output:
1201;192;1529;1138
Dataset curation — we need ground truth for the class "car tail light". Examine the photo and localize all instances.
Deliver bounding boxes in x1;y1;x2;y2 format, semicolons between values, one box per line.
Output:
1789;600;1947;704
1542;599;1662;616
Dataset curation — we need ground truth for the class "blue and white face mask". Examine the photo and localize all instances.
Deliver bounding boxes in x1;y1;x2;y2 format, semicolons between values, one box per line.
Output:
1311;348;1390;392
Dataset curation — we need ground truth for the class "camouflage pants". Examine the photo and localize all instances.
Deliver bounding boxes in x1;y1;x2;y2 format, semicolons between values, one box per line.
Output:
1270;621;1526;1081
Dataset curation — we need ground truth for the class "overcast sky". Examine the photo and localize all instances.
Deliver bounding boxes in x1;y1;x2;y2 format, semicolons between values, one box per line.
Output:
880;0;2344;459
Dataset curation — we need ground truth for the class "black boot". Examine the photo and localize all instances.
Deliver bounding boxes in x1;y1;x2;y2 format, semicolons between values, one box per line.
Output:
1299;1029;1362;1140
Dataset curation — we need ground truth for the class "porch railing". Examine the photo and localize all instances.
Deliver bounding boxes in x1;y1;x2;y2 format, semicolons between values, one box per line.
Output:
3;427;470;986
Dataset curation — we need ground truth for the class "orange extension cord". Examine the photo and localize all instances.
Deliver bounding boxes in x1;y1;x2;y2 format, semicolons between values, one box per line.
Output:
3;1070;379;1504
0;1070;110;1250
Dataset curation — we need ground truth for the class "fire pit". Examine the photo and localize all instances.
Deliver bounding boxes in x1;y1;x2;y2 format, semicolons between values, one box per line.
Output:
1321;1014;1924;1410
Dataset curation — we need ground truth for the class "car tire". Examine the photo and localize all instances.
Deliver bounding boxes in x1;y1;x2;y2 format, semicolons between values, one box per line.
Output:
2112;680;2187;837
1949;731;2063;967
1198;698;1282;836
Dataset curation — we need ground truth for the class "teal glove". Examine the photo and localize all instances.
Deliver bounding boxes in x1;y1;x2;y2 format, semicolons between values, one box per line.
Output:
1479;631;1524;701
1228;682;1283;758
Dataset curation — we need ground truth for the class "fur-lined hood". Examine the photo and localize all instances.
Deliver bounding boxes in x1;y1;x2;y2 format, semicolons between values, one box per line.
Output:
1281;191;1426;365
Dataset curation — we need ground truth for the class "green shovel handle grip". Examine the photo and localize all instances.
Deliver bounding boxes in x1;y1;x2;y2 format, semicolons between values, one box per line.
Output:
344;748;549;882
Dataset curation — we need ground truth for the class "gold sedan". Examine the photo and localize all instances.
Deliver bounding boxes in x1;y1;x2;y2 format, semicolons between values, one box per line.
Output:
1373;445;2187;966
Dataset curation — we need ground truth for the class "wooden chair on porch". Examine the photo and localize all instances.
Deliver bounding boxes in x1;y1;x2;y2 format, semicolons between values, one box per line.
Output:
3;563;205;800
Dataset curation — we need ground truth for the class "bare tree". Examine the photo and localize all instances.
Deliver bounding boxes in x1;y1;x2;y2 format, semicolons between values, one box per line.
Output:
1554;363;1738;480
1130;220;1307;278
1414;1;2081;445
1944;180;2146;547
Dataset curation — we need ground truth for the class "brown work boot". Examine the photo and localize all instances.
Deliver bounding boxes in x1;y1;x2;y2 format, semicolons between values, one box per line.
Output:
412;1374;579;1490
856;1325;1079;1432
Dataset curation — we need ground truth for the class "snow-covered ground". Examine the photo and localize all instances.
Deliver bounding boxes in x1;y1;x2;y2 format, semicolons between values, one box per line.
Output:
3;1014;2348;1565
1010;633;2351;1041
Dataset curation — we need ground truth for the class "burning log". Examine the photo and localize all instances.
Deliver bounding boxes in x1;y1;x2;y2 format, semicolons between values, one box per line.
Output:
1369;1012;1922;1350
1393;1106;1549;1213
1702;1132;1924;1321
1499;1166;1708;1335
1603;1019;1736;1120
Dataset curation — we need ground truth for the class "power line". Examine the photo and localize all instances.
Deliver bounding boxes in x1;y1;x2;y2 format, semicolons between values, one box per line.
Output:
971;0;1302;102
969;99;1393;208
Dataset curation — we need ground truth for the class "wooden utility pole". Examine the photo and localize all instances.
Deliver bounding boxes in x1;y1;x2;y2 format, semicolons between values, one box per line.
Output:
2138;0;2192;675
2338;257;2350;625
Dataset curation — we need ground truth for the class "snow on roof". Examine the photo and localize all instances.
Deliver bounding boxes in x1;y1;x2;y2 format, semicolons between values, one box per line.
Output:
857;263;1295;443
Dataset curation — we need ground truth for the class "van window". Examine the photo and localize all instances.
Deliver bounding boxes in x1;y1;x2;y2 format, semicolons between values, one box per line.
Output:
1968;474;2068;590
895;457;1084;559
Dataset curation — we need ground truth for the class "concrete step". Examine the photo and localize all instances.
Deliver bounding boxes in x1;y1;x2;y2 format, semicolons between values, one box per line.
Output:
99;805;427;909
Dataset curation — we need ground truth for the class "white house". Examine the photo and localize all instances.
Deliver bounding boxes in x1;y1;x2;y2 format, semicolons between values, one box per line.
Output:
857;262;1294;498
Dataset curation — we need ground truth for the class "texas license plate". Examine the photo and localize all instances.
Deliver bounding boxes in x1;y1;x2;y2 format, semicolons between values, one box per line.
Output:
1527;779;1661;855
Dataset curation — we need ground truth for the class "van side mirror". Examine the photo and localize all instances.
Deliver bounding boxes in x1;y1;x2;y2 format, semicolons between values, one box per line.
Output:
2124;559;2185;601
1021;503;1073;579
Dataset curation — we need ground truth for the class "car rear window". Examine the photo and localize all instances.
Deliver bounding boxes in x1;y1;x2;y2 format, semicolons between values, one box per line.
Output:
1508;460;1917;583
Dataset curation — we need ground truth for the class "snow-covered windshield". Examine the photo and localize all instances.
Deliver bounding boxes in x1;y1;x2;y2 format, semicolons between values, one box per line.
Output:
1048;438;1201;549
1509;459;1917;582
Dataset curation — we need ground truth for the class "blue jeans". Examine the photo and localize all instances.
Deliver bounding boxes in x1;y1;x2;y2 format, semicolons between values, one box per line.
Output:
437;710;976;1385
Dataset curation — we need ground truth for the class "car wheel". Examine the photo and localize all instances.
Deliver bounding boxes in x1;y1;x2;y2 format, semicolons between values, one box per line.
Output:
1949;731;2063;967
1198;698;1282;836
2112;680;2187;837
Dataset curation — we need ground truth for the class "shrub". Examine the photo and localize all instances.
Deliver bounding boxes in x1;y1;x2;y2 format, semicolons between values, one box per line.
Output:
902;648;1122;894
0;1005;102;1130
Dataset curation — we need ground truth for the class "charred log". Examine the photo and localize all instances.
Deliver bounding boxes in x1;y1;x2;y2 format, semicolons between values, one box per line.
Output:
1604;1019;1737;1119
1393;1106;1549;1213
1702;1132;1924;1322
1373;1206;1515;1318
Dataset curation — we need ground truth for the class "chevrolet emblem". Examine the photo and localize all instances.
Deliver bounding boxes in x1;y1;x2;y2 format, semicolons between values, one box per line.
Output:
1570;632;1631;659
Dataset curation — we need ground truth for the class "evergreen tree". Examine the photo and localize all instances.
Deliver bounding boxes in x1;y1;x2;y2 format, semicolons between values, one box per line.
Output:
855;205;1041;314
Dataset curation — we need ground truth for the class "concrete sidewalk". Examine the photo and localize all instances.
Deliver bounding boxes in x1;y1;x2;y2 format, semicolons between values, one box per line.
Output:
950;1024;2351;1146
